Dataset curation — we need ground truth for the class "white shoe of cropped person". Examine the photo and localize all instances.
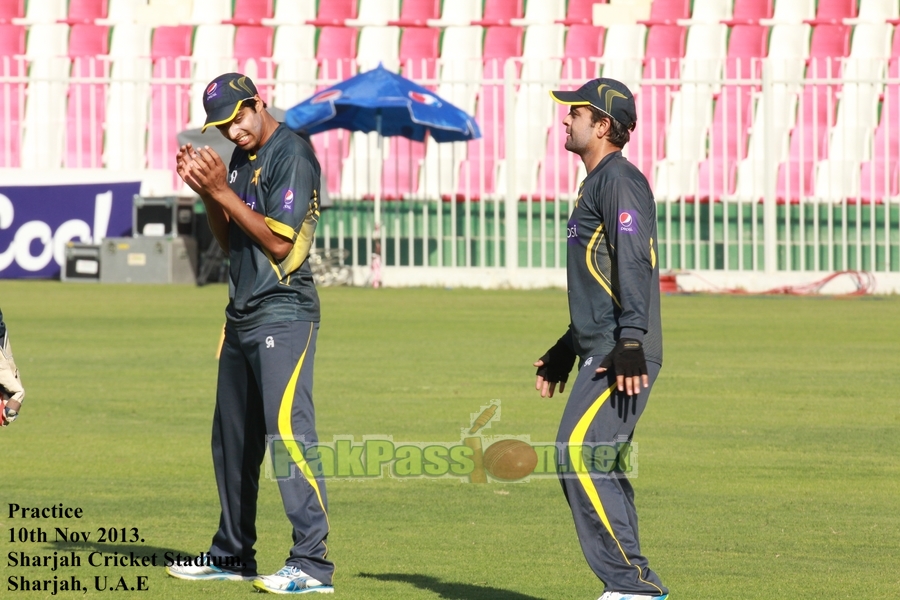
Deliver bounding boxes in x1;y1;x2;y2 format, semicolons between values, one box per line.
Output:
252;566;334;594
165;563;256;581
597;592;669;600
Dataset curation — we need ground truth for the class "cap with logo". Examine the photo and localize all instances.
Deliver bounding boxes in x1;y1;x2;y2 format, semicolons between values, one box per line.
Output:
549;78;637;131
201;73;259;132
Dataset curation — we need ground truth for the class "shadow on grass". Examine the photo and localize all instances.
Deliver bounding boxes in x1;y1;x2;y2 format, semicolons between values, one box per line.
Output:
359;572;548;600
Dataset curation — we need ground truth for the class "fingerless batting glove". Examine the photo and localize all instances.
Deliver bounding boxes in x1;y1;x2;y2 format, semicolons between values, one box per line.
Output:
536;338;578;383
597;338;647;378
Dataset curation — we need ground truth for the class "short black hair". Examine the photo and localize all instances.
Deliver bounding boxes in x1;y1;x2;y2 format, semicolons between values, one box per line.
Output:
240;97;267;112
585;105;631;148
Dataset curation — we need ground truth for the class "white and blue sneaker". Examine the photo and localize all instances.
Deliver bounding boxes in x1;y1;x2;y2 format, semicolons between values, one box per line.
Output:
166;563;256;581
598;593;669;600
252;566;334;594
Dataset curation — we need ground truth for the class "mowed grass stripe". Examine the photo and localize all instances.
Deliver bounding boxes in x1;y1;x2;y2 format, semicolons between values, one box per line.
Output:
1;282;897;599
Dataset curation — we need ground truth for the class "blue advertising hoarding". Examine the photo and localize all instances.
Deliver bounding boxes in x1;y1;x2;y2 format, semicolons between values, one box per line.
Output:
0;182;139;279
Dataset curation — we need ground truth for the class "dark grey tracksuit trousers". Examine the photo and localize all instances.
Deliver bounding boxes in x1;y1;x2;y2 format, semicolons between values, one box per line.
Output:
208;320;333;585
556;357;667;597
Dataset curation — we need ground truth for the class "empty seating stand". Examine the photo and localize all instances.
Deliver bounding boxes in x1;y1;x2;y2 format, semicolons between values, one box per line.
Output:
0;22;25;167
65;23;109;168
147;25;192;173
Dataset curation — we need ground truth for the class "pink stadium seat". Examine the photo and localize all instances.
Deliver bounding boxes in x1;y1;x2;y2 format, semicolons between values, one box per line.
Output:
452;27;523;199
0;0;23;23
483;25;523;57
388;0;440;27
807;24;850;77
777;84;836;202
311;131;347;195
456;156;496;200
225;0;273;25
858;160;898;201
631;25;686;184
558;0;604;25
316;26;358;83
632;85;670;185
534;103;579;199
771;23;850;200
725;24;768;79
147;25;193;172
66;24;108;168
234;25;274;101
805;0;857;25
473;0;523;26
696;160;737;200
643;25;686;80
383;136;425;199
562;24;604;80
474;82;505;157
776;158;817;201
399;26;439;84
0;23;25;167
639;0;689;25
479;26;523;156
696;24;769;200
61;0;107;24
67;22;108;56
697;87;755;199
151;24;194;59
723;0;772;25
0;21;24;55
859;59;900;200
307;0;358;27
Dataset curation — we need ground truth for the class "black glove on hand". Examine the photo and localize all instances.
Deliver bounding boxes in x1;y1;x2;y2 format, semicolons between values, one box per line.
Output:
536;339;578;383
597;338;647;378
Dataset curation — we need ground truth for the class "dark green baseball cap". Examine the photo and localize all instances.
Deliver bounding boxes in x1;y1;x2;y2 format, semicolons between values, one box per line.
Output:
550;77;637;131
201;73;259;132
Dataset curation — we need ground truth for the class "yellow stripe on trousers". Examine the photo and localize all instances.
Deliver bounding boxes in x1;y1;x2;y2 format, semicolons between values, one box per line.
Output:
277;323;330;532
568;383;663;596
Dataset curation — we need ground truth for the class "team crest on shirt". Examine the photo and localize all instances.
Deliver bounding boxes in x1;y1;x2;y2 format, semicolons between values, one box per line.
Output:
283;189;294;210
618;211;638;234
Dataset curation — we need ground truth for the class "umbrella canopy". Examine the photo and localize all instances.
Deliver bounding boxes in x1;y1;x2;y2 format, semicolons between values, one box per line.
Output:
284;64;481;143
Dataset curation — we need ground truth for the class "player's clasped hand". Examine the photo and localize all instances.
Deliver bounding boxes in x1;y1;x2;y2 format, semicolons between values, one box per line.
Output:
596;338;648;396
176;144;227;197
534;339;577;398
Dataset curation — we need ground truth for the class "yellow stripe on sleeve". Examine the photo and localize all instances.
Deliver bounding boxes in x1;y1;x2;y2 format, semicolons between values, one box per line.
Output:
265;217;298;242
585;224;622;308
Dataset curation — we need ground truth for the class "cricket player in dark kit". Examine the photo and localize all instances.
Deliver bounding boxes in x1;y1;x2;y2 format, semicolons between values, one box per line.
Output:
166;73;334;594
533;78;668;600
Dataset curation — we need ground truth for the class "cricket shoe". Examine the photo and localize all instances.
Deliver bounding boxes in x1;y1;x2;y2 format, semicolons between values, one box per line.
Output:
597;593;668;600
166;564;256;581
253;566;334;594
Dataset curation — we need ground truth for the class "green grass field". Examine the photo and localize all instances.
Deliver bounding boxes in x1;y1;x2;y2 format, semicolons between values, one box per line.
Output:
1;281;898;599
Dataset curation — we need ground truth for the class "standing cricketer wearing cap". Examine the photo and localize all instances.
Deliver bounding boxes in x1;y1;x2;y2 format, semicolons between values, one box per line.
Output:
533;78;668;600
166;73;334;595
0;307;25;427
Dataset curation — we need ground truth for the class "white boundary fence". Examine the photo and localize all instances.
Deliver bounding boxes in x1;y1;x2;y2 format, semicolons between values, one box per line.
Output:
2;53;899;291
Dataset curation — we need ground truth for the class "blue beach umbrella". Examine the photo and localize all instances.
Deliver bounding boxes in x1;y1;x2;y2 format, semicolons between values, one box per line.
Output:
285;64;481;225
285;63;481;143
